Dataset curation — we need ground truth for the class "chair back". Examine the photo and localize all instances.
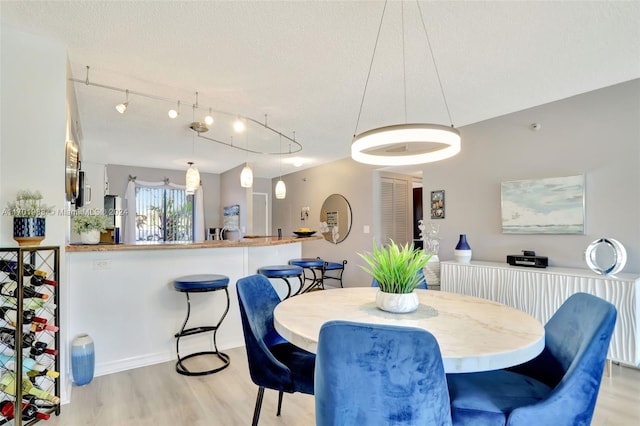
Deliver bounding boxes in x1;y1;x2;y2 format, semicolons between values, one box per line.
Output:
236;274;292;391
315;320;452;426
509;292;617;424
371;268;428;289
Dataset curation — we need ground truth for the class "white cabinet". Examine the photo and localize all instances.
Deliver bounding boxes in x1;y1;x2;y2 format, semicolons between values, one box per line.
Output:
441;260;640;367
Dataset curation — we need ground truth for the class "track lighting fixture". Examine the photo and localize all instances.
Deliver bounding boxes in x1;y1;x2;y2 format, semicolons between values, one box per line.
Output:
115;89;129;114
205;108;214;126
168;101;180;119
72;66;303;163
233;118;246;133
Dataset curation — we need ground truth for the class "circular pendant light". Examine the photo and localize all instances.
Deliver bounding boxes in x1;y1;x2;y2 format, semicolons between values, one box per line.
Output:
352;123;460;166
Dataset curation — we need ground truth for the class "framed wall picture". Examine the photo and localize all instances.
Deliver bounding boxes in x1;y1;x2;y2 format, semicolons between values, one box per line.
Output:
431;190;445;219
501;174;585;234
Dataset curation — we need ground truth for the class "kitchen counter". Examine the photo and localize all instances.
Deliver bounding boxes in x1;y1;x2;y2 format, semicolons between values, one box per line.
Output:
66;235;322;252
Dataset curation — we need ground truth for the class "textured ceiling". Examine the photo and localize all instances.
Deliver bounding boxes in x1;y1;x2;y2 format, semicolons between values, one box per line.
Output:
2;1;639;178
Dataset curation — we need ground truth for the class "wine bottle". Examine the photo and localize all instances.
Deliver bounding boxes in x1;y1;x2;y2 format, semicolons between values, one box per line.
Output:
30;322;59;333
0;400;51;421
0;328;57;355
0;371;60;404
0;260;46;277
0;306;35;324
29;274;58;287
30;341;58;357
0;281;49;299
0;294;53;310
0;354;60;377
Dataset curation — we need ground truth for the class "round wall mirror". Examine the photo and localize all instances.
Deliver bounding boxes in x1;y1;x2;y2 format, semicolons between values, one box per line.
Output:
320;194;352;244
585;238;627;275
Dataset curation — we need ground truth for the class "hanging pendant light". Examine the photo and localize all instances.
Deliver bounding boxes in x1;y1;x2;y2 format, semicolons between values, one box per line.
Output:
351;0;461;166
185;162;200;195
275;134;286;199
240;163;253;188
275;179;286;199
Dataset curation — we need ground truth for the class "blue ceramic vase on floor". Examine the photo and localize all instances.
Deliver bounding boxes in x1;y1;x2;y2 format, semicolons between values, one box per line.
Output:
72;334;95;386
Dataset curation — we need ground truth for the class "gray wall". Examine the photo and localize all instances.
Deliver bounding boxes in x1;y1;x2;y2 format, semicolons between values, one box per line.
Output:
273;79;640;287
422;79;639;272
272;157;379;287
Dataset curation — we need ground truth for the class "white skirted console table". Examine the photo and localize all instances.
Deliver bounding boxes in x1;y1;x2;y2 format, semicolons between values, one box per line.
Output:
440;260;640;368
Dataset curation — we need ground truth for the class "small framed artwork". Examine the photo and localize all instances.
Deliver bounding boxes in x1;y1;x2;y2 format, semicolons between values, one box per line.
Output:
431;190;445;219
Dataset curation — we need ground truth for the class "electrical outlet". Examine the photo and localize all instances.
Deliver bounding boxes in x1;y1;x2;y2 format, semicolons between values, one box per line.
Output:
363;225;370;234
93;260;111;270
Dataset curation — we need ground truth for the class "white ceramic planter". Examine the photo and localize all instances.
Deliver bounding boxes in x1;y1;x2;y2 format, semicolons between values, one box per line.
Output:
80;230;100;244
375;290;419;313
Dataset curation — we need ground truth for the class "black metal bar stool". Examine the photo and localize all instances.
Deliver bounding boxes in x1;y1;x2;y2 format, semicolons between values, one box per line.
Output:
288;258;325;293
173;274;230;376
321;259;347;288
258;265;304;299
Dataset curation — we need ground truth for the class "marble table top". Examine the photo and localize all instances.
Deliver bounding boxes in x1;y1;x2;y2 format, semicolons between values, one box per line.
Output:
274;287;545;373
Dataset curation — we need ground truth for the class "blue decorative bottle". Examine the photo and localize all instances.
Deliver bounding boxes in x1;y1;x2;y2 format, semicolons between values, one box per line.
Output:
71;334;95;386
454;234;472;264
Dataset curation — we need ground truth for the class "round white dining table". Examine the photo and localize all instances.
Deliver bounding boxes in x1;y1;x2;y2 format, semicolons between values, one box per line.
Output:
273;287;545;373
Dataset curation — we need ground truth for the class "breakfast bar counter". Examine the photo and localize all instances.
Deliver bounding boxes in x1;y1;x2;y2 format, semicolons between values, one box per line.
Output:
64;235;322;399
66;235;321;252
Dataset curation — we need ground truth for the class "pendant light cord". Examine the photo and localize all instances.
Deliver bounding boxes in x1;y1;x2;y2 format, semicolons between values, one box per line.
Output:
353;0;389;137
416;0;454;127
401;1;407;123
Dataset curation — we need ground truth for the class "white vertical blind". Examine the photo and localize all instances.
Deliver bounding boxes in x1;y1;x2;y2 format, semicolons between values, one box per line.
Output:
380;177;410;245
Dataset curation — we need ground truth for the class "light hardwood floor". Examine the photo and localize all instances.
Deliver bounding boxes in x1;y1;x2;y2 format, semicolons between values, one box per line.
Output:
49;347;640;426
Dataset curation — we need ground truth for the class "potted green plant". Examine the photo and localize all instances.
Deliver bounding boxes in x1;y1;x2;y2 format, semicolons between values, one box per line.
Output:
72;213;111;244
5;190;55;246
358;240;431;313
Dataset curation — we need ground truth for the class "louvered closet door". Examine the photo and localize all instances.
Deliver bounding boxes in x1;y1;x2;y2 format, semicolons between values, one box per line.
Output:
380;177;410;245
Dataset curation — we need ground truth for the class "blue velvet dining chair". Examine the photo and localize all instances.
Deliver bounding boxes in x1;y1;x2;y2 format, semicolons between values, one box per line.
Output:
447;292;617;426
371;268;428;289
315;320;452;426
236;274;315;426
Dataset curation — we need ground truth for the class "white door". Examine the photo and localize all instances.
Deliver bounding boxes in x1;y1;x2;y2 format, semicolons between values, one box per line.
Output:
252;192;268;236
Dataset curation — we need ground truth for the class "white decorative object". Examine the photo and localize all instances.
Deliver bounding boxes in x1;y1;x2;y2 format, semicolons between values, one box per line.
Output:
421;220;441;286
440;260;640;367
375;290;419;314
424;255;441;287
585;238;627;275
80;230;100;245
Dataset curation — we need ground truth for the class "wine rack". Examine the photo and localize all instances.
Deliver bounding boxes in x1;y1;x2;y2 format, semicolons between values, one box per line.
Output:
0;247;60;425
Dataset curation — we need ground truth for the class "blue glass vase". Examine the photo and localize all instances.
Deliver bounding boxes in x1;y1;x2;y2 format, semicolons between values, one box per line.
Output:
72;334;95;386
454;234;472;263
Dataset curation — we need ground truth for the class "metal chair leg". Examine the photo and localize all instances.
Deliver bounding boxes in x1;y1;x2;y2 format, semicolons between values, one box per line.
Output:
277;391;284;416
252;387;265;426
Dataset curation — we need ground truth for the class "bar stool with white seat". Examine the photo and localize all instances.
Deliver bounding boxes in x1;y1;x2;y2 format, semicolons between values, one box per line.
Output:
173;274;231;376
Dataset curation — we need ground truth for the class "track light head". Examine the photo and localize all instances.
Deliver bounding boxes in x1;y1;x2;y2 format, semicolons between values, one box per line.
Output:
115;102;128;114
115;89;129;114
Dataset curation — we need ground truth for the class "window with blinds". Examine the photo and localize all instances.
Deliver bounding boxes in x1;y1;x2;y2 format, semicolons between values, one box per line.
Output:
380;177;410;245
135;186;193;242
